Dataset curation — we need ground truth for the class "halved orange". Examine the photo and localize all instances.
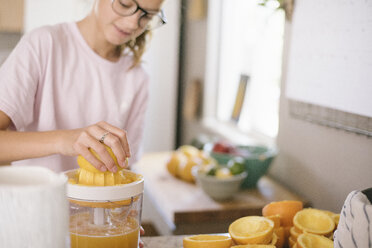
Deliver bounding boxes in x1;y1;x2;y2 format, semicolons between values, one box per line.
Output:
75;145;136;186
297;233;333;248
321;210;340;228
283;225;291;240
289;226;302;240
269;232;277;245
273;226;285;248
293;208;335;235
77;145;120;173
288;235;296;248
229;216;274;245
333;214;340;226
265;214;281;228
262;200;303;226
183;234;232;248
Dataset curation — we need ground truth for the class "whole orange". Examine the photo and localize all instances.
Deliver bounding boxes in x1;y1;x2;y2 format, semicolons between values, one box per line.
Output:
262;200;303;226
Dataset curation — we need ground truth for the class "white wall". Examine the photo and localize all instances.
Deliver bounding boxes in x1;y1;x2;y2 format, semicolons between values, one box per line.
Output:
142;0;180;152
24;0;93;32
269;20;372;212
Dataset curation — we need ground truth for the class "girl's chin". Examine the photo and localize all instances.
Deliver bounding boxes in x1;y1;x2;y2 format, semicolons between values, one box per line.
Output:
106;35;129;46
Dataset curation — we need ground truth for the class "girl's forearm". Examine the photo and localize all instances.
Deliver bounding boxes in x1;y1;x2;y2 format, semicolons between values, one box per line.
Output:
0;130;66;162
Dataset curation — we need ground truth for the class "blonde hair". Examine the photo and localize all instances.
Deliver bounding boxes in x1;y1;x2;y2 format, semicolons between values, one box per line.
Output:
120;30;152;68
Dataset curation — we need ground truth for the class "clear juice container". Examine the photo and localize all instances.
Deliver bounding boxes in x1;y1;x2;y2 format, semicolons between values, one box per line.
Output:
65;170;144;248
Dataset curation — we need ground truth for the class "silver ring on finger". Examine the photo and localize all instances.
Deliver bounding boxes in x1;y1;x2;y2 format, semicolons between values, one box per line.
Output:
99;131;110;144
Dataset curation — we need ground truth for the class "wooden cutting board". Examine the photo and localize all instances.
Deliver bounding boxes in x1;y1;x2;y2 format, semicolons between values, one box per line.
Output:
135;152;309;233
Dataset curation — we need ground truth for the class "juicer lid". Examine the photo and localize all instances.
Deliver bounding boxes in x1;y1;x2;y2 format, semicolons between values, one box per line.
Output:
64;170;144;201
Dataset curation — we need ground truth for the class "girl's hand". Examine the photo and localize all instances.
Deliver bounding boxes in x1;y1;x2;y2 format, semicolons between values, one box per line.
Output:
139;226;145;248
60;121;130;172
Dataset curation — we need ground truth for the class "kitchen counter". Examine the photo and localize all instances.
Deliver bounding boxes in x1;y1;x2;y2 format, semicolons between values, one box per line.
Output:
142;235;184;248
135;152;310;235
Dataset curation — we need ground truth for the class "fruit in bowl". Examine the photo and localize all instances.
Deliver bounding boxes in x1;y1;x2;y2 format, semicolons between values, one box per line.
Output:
206;142;277;188
193;164;247;201
212;141;237;154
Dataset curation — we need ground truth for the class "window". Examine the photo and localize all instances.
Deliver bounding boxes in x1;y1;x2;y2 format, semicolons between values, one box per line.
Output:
204;0;285;139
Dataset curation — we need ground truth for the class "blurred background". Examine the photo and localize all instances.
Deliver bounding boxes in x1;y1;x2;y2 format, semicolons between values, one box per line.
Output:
0;0;371;227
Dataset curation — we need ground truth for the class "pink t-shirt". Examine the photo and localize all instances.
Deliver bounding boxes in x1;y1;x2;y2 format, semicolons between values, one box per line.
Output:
0;22;149;172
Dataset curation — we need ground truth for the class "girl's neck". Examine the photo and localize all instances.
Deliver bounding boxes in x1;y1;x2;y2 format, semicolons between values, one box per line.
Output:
77;15;121;62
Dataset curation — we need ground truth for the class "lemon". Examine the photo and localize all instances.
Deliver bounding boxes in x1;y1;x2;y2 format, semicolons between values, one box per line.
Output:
229;216;275;245
215;167;233;179
166;151;187;176
297;233;333;248
198;150;213;163
183;234;232;248
293;208;335;235
177;157;201;182
178;145;200;158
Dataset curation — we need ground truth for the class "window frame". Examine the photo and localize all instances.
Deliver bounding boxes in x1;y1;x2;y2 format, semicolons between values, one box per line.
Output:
202;0;283;145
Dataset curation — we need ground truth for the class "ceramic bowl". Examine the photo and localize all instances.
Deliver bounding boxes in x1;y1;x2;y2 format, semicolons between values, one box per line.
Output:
193;169;247;201
210;145;277;188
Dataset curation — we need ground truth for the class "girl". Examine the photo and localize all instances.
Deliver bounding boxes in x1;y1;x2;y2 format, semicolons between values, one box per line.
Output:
0;0;166;173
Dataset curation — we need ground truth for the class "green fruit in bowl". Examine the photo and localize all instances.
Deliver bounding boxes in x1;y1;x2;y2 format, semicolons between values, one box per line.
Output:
206;167;217;176
227;157;245;175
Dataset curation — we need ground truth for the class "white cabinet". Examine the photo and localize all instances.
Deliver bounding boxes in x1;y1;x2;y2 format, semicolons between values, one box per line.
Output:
23;0;93;32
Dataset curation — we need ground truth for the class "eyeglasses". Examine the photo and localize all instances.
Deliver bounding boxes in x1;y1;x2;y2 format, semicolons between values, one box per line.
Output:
111;0;167;30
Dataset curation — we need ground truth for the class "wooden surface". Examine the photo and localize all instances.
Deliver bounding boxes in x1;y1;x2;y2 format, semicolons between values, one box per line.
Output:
135;152;309;233
0;0;24;32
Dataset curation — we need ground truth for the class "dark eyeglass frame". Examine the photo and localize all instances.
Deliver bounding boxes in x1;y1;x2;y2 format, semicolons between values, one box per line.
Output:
111;0;167;30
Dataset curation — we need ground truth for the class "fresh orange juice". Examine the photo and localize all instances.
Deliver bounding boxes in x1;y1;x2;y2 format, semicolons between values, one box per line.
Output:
70;212;139;248
70;229;139;248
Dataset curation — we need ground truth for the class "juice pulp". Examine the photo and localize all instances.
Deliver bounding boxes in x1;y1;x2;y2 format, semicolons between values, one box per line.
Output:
70;212;139;248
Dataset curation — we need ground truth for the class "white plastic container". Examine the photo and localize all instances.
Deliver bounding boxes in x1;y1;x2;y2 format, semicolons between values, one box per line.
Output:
65;169;144;248
0;166;68;248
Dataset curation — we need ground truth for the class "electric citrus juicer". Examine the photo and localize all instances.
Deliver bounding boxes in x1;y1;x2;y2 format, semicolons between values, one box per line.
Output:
64;146;144;248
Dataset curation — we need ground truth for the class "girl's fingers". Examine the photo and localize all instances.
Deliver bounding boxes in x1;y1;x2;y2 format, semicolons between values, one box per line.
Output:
75;130;117;172
97;121;131;157
87;137;117;172
87;124;127;169
76;147;105;171
99;131;128;168
97;122;131;167
139;240;144;248
73;141;106;172
73;122;130;171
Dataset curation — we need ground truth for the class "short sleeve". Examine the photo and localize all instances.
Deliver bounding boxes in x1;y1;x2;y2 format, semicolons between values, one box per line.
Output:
0;32;42;130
